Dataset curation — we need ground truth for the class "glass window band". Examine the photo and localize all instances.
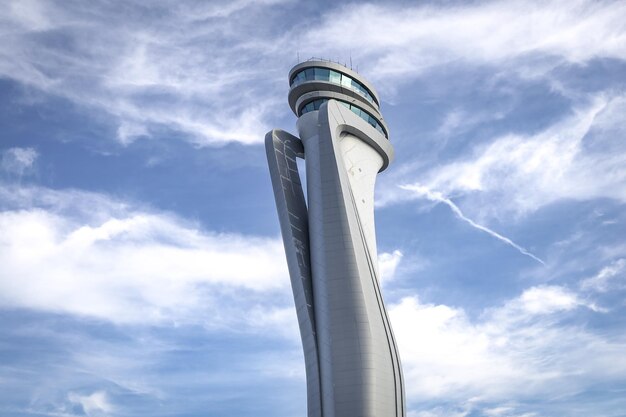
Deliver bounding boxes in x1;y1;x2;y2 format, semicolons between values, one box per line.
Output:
290;67;378;105
299;98;387;138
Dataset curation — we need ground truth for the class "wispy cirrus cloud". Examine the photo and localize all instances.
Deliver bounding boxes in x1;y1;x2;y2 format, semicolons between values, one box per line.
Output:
382;93;626;221
1;147;38;179
303;0;626;89
1;0;624;147
580;258;626;293
67;391;113;417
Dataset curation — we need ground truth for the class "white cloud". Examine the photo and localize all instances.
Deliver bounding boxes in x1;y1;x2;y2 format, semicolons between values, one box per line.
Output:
390;285;626;410
392;296;518;400
68;391;113;417
116;121;149;145
436;108;507;140
1;147;38;177
580;258;626;292
379;250;403;285
506;285;590;315
6;0;52;31
0;184;291;325
175;0;292;20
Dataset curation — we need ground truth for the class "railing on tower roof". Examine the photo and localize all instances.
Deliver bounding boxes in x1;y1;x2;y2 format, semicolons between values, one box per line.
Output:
298;56;359;73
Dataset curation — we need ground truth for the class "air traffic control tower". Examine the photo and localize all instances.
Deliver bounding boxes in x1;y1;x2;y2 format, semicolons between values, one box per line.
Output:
266;60;405;417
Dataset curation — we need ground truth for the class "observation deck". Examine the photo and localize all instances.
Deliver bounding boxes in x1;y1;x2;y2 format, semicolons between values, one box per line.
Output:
288;60;389;138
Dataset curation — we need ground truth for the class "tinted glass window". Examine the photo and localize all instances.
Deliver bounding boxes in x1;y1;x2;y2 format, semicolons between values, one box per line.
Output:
299;98;387;138
340;74;352;88
290;67;377;105
315;68;330;80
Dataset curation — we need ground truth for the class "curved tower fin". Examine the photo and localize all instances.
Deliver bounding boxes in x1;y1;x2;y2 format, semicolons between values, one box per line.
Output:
265;129;322;417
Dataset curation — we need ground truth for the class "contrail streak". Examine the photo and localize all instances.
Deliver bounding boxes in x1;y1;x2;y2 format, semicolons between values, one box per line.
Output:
401;184;545;265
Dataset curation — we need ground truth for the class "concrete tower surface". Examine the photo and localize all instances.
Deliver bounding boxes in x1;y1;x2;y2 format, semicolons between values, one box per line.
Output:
265;60;405;417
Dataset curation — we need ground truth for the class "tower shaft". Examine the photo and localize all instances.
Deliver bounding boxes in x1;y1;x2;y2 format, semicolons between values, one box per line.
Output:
266;60;405;417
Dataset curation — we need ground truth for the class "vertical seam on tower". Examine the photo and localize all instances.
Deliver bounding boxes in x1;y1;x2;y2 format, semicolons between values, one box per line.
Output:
346;183;404;417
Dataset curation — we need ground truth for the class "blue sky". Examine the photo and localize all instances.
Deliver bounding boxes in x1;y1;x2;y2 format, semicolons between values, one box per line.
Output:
1;0;625;416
